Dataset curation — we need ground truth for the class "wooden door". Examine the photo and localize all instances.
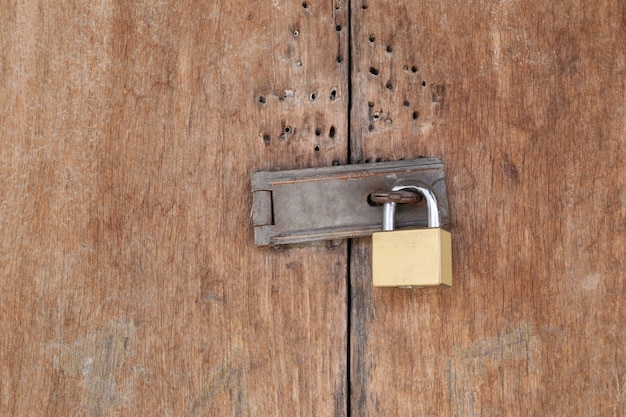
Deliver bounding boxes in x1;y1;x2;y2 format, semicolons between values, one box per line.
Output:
1;1;348;415
1;1;624;416
349;1;625;416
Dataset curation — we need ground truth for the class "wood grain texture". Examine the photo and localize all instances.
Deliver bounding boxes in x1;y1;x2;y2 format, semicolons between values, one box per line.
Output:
350;0;625;416
0;1;349;415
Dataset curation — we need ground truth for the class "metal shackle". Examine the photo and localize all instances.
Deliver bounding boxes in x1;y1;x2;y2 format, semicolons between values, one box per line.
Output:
382;185;440;231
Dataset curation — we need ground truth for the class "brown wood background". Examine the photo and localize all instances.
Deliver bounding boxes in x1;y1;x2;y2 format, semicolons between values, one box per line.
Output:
350;1;625;416
1;0;624;416
1;1;348;416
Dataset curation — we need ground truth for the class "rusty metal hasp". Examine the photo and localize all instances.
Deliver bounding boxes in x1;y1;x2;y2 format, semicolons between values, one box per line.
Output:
251;158;449;246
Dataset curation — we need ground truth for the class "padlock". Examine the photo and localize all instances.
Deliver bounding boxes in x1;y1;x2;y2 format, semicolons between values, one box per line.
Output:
372;185;452;287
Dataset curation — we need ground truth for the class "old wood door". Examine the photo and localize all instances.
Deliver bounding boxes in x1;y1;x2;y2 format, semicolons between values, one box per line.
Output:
1;1;624;417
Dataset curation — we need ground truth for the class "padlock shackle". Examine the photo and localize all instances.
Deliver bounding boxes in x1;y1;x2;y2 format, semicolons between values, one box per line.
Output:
382;201;397;231
385;185;440;229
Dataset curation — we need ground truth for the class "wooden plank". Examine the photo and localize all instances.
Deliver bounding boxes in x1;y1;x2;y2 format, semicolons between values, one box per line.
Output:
0;1;349;415
350;0;626;416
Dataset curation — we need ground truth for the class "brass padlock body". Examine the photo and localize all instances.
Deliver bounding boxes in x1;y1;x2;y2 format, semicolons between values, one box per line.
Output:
371;185;452;288
372;228;452;287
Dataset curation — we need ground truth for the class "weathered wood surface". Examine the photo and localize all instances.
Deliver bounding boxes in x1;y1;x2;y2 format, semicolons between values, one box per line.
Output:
350;1;626;416
0;1;349;415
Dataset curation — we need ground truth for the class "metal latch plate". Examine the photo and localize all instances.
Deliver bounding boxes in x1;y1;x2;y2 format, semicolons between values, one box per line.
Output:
251;158;449;246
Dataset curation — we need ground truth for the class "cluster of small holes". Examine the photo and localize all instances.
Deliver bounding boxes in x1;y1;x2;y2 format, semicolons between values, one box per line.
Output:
258;4;347;148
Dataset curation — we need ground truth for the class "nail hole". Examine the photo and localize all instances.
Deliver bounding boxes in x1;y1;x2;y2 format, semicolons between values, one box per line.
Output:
315;128;322;136
257;96;266;104
386;45;393;53
422;80;427;86
364;158;371;163
293;30;300;37
369;34;376;43
263;134;270;143
403;100;410;107
386;82;393;91
368;125;374;132
310;92;317;101
329;126;336;138
330;88;337;100
336;55;343;63
373;112;380;120
375;157;382;162
314;145;320;152
336;25;342;32
412;65;418;73
368;101;375;108
284;126;292;134
302;1;309;9
413;111;420;120
362;4;368;10
369;67;379;76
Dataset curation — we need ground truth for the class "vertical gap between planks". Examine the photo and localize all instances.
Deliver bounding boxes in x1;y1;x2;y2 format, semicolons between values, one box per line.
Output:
346;0;354;415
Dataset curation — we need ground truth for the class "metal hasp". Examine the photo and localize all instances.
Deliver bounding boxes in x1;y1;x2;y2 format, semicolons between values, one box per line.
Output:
251;158;450;246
